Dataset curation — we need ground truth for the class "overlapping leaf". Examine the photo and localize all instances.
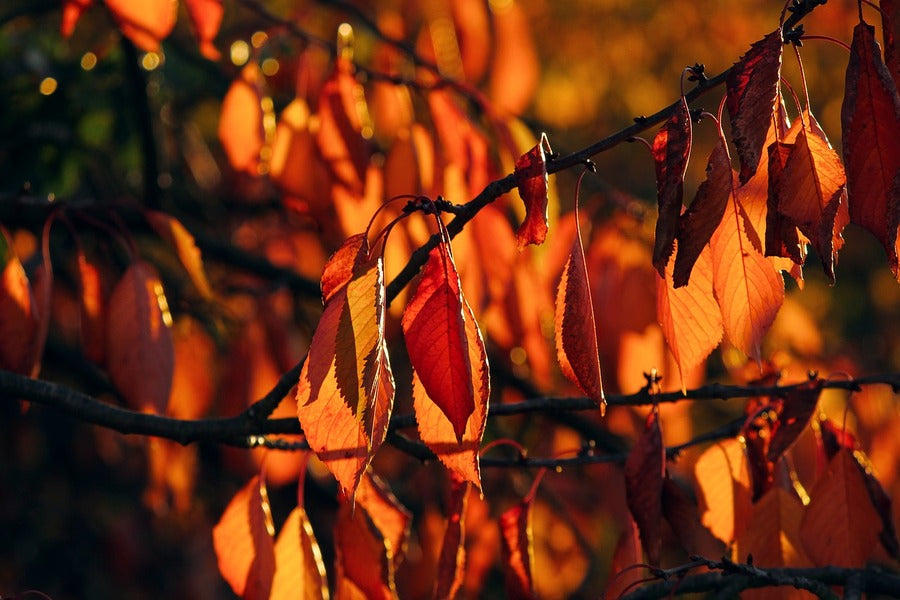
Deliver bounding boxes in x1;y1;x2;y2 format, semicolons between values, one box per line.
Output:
652;95;692;275
766;379;823;462
514;133;552;248
624;410;665;565
694;438;753;545
841;20;900;279
726;29;784;183
433;474;469;600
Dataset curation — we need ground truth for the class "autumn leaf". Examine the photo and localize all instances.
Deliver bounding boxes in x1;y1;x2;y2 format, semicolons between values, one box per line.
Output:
0;255;38;375
624;410;665;565
212;475;276;600
765;139;809;265
219;64;268;175
184;0;223;60
271;506;329;600
433;474;469;600
106;261;174;413
883;0;900;85
656;242;722;387
766;379;823;463
499;499;536;599
514;133;552;248
105;0;178;52
356;472;412;571
694;438;753;545
605;516;643;600
673;136;732;288
651;95;692;275
555;191;604;411
270;98;333;209
145;210;214;300
61;0;92;37
800;449;882;567
726;29;784;184
488;0;539;116
77;251;106;364
841;20;900;279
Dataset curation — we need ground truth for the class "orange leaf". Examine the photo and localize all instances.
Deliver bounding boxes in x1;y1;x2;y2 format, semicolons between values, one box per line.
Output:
270;98;333;209
356;472;412;571
219;64;266;175
513;133;551;248
711;189;785;361
726;29;784;184
61;0;92;37
77;251;106;364
0;256;38;375
105;0;177;52
800;449;882;567
555;206;604;410
145;210;214;300
271;506;329;600
651;95;692;275
499;497;536;599
624;410;665;565
433;474;469;600
673;136;732;288
488;0;539;116
212;475;276;600
106;261;174;413
656;242;722;387
841;20;900;279
403;241;478;442
183;0;223;60
167;316;216;420
693;438;753;545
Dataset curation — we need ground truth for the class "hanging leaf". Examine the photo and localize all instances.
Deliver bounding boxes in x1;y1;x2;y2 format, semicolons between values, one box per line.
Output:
219;64;267;175
555;200;604;411
651;96;692;275
145;211;214;300
433;474;469;600
726;29;784;183
271;505;329;600
841;20;900;279
656;242;722;388
106;261;174;413
184;0;223;60
765;139;809;265
356;472;412;571
766;379;823;462
77;251;106;364
514;133;552;248
499;499;536;600
105;0;178;52
0;255;38;375
212;475;276;600
694;438;753;545
673;136;732;288
800;449;882;567
624;410;665;565
61;0;92;37
605;516;644;600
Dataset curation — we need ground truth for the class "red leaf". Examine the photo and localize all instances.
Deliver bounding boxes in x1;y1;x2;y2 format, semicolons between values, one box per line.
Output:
0;255;38;375
735;487;809;570
514;133;552;248
673;136;732;288
555;207;604;410
652;96;692;275
184;0;223;60
726;29;784;184
499;499;536;600
106;261;174;413
841;20;900;279
433;474;469;600
765;139;809;265
766;379;823;463
624;410;665;565
212;475;276;600
403;241;477;442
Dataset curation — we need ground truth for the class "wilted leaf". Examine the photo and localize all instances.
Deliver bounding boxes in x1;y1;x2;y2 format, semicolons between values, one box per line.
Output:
726;29;784;183
433;474;469;600
105;0;178;52
624;410;665;565
106;261;174;413
145;211;214;300
184;0;223;60
800;449;882;567
212;475;276;600
652;95;692;275
514;133;552;248
499;499;536;600
271;506;329;600
841;20;900;279
219;64;267;175
694;438;753;545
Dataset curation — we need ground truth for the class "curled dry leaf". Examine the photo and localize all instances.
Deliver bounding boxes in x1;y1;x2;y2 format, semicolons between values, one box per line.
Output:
693;438;753;545
841;20;900;280
726;29;784;184
106;260;174;414
212;475;276;600
499;499;536;600
184;0;223;60
433;474;469;600
624;410;665;565
651;95;692;275
514;133;552;248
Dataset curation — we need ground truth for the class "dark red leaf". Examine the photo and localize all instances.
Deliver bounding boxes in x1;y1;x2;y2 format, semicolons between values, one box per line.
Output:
652;95;692;275
514;133;552;248
765;140;807;264
433;474;469;600
499;499;535;599
624;410;665;565
766;379;823;463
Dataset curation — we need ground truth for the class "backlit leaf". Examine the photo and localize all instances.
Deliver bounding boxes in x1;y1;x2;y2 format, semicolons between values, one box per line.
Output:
61;0;92;37
219;64;267;175
184;0;223;60
106;261;174;413
145;210;214;300
488;0;539;116
841;20;900;279
105;0;177;52
433;474;469;600
212;475;276;600
514;133;552;248
0;256;38;375
726;29;784;183
77;251;105;364
604;516;643;600
356;472;412;571
624;410;665;565
499;499;536;600
271;506;329;600
651;95;692;275
694;438;753;544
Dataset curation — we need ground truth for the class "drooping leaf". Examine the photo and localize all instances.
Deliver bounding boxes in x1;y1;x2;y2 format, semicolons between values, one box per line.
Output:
499;499;536;600
403;241;476;442
321;233;368;303
167;316;216;421
212;475;276;600
710;190;785;361
656;242;722;387
270;98;333;211
428;90;491;199
0;255;38;375
105;0;178;52
271;506;329;600
673;136;732;287
694;438;753;545
184;0;223;60
356;472;412;571
514;133;552;248
555;205;604;411
624;410;665;565
841;20;900;279
145;210;214;300
219;64;267;175
726;29;784;183
800;449;882;567
651;95;692;275
433;474;469;600
106;261;174;413
765;139;809;265
76;251;106;364
766;379;823;463
604;516;643;600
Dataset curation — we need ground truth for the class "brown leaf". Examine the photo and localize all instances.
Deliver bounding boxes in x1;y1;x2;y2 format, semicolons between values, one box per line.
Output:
842;20;900;279
624;410;665;565
106;261;174;413
652;96;692;275
726;29;784;183
499;499;536;600
694;438;753;545
433;474;469;600
514;133;552;248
